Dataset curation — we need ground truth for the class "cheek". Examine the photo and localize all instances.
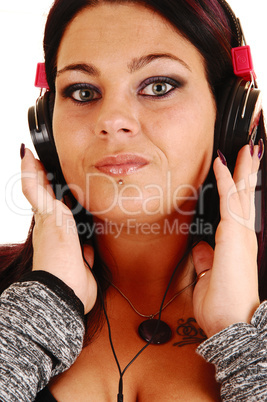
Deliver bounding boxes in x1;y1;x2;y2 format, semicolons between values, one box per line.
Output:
52;104;119;213
155;94;216;206
52;118;86;211
53;104;88;179
148;93;216;169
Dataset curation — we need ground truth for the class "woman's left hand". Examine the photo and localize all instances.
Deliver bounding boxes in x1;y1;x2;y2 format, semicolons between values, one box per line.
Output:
192;143;262;338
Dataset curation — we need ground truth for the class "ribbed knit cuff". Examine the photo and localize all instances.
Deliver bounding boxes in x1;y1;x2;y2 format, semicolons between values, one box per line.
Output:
19;270;84;319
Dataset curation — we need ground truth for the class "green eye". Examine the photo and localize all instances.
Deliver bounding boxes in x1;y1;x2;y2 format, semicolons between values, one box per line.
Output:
74;89;95;102
62;83;102;104
139;77;181;97
151;82;168;95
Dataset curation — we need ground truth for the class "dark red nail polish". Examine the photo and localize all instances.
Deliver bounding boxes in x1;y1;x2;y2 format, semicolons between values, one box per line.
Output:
217;149;227;166
258;139;264;161
20;143;25;159
249;139;254;157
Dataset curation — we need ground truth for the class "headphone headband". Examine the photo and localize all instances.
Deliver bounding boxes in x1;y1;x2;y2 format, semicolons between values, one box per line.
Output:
217;0;242;46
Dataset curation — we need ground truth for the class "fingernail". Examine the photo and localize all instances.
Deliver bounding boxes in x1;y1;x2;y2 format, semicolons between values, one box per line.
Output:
249;139;254;157
217;149;227;166
258;139;264;161
20;143;25;159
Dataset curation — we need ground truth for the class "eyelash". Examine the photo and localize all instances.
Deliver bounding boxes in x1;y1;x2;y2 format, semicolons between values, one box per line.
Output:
138;76;183;98
62;83;101;105
61;76;183;105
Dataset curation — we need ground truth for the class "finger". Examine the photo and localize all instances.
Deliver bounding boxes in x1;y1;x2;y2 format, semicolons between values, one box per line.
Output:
233;144;259;199
229;144;260;226
83;244;95;270
232;145;259;223
233;144;261;193
22;149;55;196
192;241;214;276
35;159;56;199
232;144;253;186
213;156;243;222
251;141;262;177
244;141;263;211
21;148;55;212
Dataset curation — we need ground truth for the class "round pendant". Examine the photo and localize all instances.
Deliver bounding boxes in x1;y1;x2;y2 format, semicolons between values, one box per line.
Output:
138;319;172;345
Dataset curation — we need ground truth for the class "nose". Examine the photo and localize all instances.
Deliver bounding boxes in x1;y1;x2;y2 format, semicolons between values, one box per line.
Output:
94;95;140;138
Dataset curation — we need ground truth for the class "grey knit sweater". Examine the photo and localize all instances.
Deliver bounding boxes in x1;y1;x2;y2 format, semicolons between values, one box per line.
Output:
0;271;267;401
0;271;85;401
196;302;267;401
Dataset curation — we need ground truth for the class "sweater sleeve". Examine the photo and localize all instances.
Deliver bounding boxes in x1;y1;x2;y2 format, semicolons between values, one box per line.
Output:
0;271;85;402
196;301;267;401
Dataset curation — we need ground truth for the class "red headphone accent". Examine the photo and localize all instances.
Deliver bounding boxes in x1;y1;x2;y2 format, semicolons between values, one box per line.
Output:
34;63;49;89
231;46;256;81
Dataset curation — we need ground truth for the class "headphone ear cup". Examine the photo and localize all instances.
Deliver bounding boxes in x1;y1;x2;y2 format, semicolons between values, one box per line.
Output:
28;91;62;175
215;78;262;165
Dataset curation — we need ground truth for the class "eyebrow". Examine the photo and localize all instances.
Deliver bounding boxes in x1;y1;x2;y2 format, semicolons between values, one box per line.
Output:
128;53;192;73
57;63;100;77
56;53;192;77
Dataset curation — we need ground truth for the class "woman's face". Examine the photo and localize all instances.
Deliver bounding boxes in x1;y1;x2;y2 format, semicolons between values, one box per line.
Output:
53;3;216;223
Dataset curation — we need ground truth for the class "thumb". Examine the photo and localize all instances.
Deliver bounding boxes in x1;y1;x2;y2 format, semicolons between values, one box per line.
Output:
83;243;95;270
21;148;55;212
192;241;214;276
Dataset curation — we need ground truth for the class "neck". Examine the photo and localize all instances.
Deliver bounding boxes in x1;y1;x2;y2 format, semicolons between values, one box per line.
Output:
93;214;196;303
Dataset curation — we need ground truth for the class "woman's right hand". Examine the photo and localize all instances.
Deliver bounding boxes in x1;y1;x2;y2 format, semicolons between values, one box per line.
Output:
21;147;97;315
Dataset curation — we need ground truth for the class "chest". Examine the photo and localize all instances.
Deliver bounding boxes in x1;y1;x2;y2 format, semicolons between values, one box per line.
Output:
49;311;221;401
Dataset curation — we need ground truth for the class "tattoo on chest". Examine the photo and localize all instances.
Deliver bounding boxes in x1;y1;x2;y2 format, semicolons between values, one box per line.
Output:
173;317;207;347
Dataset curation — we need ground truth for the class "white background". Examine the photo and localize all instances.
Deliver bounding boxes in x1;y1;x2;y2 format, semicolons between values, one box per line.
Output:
0;0;266;244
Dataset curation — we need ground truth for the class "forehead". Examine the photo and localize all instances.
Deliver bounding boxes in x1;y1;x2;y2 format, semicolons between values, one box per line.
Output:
57;2;204;73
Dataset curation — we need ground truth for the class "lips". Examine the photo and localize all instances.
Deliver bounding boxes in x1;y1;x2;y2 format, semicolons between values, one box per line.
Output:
95;154;149;176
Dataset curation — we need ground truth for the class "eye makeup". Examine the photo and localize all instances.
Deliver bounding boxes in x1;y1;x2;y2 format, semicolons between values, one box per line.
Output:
59;74;185;106
138;75;185;98
61;82;101;104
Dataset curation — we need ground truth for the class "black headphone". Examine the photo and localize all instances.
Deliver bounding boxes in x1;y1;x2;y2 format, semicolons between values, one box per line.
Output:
28;2;262;177
215;76;262;164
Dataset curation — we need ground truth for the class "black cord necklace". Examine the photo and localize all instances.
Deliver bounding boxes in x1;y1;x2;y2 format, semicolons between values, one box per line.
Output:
82;240;201;401
110;278;197;344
